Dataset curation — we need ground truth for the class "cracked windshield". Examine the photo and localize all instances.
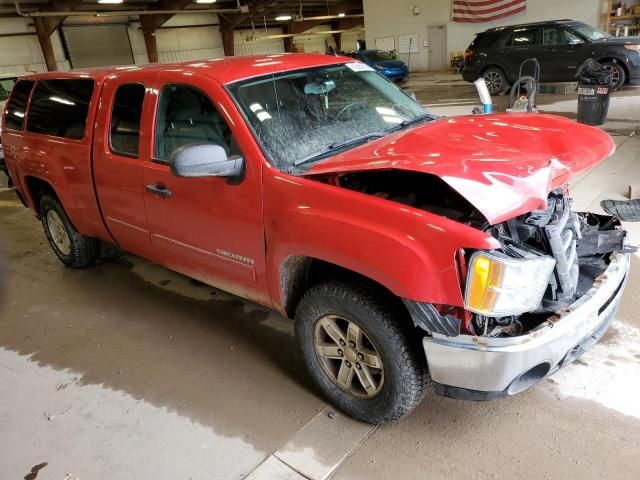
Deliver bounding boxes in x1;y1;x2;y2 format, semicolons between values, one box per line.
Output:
230;63;430;171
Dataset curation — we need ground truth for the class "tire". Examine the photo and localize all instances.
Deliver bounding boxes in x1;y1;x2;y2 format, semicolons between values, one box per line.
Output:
295;280;431;424
482;67;508;95
40;195;100;268
602;61;626;91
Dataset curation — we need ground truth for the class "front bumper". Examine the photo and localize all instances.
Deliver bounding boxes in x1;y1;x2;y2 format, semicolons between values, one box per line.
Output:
382;69;408;81
423;250;630;399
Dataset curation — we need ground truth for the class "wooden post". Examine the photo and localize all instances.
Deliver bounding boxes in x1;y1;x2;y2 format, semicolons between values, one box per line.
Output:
143;30;159;63
283;25;294;52
333;32;342;52
219;17;235;57
34;18;58;71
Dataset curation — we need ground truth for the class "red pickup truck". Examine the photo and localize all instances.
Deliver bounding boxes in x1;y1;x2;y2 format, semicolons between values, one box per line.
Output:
1;54;630;424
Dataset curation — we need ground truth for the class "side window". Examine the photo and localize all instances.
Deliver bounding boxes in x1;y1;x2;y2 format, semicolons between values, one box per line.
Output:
510;28;539;47
564;30;583;45
27;79;94;140
3;80;34;131
110;83;145;157
154;84;237;162
543;27;563;45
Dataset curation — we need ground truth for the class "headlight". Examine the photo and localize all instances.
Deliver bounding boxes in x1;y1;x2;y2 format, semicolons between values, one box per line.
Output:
624;44;640;51
465;251;555;317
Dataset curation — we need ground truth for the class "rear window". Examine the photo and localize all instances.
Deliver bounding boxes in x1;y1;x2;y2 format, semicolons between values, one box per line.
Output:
110;83;145;157
469;32;501;50
3;80;34;131
508;28;539;47
27;79;94;140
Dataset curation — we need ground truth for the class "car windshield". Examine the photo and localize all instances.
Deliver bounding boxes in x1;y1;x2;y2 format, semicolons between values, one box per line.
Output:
365;51;394;62
229;63;428;172
0;77;17;102
571;22;611;41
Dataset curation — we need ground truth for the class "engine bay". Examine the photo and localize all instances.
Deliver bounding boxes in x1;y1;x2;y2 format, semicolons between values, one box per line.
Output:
474;189;629;337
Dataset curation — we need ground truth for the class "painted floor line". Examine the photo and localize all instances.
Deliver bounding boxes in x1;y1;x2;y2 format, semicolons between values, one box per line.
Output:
245;405;377;480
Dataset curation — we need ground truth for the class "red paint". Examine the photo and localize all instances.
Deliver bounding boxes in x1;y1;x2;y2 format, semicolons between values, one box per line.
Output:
0;55;616;316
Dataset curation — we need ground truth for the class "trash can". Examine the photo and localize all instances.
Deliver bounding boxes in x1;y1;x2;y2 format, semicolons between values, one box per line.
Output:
576;59;613;126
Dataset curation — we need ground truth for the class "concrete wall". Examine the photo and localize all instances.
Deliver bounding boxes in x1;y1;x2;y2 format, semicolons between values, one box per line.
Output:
363;0;607;72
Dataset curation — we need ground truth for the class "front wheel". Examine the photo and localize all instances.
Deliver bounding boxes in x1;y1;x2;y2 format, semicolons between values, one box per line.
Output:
602;61;626;91
295;280;431;424
40;195;100;268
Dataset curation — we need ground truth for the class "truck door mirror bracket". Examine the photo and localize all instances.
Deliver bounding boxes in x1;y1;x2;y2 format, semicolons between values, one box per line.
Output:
169;144;245;183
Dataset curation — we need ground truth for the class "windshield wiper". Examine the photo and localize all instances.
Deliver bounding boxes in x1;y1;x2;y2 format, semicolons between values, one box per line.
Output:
294;131;387;167
392;113;437;131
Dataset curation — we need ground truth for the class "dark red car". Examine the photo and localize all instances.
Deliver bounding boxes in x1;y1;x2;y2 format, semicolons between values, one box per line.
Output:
1;54;630;424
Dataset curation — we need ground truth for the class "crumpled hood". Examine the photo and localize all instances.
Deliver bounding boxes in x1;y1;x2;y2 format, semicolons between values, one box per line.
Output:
305;113;616;225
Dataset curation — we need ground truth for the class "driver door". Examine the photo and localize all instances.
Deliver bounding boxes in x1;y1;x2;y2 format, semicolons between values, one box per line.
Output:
142;72;269;304
539;26;587;82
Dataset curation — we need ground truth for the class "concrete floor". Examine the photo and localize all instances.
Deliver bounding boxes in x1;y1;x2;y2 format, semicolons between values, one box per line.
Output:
1;73;640;480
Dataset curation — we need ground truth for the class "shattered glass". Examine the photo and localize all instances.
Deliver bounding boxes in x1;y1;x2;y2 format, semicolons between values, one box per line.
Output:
228;64;428;172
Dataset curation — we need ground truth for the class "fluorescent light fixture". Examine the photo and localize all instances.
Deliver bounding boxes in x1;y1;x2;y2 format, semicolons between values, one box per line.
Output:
338;12;346;17
195;0;216;3
97;0;124;4
275;14;292;21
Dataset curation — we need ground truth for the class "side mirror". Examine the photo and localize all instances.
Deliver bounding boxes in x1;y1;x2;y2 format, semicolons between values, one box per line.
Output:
169;144;244;182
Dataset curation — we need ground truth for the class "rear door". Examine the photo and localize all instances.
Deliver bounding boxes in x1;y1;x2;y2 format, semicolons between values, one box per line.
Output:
141;72;268;304
93;72;155;255
500;27;542;81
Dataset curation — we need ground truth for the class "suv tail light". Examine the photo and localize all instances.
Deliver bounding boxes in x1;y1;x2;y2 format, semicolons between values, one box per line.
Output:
464;49;475;62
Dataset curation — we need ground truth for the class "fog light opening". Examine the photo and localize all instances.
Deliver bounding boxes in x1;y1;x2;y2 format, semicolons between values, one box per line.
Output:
507;363;551;395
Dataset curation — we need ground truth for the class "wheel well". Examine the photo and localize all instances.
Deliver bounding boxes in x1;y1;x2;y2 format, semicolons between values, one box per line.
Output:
280;256;412;324
25;176;58;213
598;57;629;82
480;64;506;76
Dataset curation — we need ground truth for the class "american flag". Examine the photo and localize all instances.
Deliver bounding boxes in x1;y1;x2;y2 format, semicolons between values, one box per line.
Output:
452;0;527;23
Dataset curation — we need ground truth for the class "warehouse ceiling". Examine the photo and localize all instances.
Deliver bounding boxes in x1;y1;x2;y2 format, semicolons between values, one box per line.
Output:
0;0;364;28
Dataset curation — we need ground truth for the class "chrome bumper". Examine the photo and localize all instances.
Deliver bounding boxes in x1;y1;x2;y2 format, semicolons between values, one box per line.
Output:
423;251;630;397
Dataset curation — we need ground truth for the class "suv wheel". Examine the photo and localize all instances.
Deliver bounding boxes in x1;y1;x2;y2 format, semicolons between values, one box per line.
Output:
40;195;100;268
482;67;508;95
295;280;431;424
602;61;626;91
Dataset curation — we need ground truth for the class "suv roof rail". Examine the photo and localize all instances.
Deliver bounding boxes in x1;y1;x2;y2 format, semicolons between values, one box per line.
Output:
484;19;575;33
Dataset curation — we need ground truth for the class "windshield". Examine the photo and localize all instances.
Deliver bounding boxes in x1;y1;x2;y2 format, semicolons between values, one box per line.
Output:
364;51;394;62
229;63;427;171
0;77;17;102
571;22;611;41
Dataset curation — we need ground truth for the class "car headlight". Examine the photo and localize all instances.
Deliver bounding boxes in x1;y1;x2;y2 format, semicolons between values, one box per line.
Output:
465;251;555;317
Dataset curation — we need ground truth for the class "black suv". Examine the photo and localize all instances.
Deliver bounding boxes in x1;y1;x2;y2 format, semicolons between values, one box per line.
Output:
463;19;640;94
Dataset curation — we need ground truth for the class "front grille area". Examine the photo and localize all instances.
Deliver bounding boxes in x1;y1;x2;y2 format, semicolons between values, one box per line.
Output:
493;189;584;310
536;195;581;303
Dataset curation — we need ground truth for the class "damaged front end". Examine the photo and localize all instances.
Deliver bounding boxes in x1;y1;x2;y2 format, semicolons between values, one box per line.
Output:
416;189;632;400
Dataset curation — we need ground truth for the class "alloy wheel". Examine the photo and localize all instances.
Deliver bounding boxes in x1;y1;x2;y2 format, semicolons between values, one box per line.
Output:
313;314;384;398
483;71;504;94
608;65;621;88
46;210;71;256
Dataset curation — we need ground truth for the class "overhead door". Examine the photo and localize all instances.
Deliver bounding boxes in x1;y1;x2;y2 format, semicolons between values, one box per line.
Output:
62;25;134;69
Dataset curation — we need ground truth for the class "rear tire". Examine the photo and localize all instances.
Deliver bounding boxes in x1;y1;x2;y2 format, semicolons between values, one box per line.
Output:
40;195;100;268
602;61;626;91
482;67;508;95
295;280;431;424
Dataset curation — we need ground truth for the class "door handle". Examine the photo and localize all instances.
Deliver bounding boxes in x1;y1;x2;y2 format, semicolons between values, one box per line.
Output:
145;183;172;198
